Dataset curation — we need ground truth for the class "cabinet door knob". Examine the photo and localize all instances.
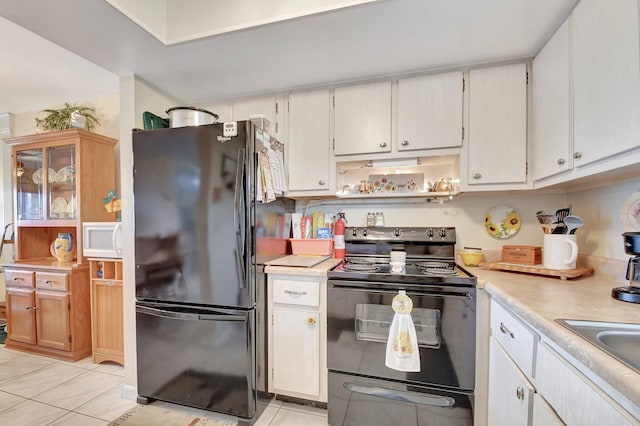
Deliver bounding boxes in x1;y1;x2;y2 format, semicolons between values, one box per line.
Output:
573;152;582;160
307;317;317;325
516;387;525;400
499;322;515;339
318;180;325;186
472;173;482;180
379;142;388;148
557;158;565;165
401;140;409;146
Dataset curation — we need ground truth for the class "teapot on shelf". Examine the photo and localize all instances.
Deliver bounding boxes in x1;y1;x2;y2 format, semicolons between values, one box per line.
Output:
50;232;74;263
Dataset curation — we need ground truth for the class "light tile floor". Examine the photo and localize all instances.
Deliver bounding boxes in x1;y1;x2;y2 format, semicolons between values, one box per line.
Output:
0;344;328;425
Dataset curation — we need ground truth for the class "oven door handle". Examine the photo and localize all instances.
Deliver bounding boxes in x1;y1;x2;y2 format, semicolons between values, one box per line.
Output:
344;382;455;407
330;284;472;300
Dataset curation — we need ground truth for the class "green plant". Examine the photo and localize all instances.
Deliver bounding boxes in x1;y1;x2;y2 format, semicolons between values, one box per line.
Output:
35;102;100;132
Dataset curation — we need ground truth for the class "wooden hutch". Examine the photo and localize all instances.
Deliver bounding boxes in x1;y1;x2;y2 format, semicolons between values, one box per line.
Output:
2;129;117;361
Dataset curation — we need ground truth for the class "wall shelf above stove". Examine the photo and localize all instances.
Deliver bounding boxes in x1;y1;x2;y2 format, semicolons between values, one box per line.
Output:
335;155;460;202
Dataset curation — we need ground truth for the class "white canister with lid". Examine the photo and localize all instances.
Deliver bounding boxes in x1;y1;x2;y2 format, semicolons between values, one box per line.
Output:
375;212;385;227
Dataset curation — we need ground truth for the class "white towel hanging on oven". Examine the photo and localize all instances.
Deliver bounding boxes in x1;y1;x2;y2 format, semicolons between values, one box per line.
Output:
385;291;420;372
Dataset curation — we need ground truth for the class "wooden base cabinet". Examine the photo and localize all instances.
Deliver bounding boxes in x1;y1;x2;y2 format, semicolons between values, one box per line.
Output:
89;259;124;366
267;274;327;402
4;261;91;361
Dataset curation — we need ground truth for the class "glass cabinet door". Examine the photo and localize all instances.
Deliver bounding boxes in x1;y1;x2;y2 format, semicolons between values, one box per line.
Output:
47;145;76;220
16;148;44;220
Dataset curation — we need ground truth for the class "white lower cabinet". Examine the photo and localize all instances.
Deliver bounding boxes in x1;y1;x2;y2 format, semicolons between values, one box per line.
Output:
488;298;639;426
267;274;327;402
535;343;636;426
488;337;534;426
532;394;564;426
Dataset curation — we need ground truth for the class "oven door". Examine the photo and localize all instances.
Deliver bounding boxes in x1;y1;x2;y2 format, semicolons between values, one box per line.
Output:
328;371;473;426
327;280;476;390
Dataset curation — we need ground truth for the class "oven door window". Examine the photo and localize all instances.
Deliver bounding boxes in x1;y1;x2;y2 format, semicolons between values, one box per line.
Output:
354;304;441;348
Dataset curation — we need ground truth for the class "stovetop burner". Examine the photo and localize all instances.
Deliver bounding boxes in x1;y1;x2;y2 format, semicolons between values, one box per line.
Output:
343;261;379;272
420;268;458;277
415;261;453;270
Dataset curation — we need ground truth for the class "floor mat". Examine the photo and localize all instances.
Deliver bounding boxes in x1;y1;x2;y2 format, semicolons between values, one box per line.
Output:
109;404;237;426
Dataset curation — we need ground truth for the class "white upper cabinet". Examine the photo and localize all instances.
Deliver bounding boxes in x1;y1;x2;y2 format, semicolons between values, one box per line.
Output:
232;95;282;139
333;81;392;156
532;20;571;181
397;71;463;152
465;63;528;188
572;0;640;166
286;90;334;195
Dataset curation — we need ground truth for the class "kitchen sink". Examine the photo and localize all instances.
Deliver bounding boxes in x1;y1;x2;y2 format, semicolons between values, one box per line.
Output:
556;319;640;374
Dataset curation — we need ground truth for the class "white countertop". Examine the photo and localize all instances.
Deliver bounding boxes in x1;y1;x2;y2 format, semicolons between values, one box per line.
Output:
473;266;640;409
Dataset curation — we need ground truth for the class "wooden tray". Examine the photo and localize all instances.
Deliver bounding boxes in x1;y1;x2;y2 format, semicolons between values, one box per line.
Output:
482;262;594;280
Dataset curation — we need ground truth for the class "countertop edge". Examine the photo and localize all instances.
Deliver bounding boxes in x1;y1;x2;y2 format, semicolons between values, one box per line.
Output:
264;257;342;276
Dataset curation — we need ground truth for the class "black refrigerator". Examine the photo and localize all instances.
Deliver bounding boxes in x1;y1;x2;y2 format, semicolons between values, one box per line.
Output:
132;121;291;422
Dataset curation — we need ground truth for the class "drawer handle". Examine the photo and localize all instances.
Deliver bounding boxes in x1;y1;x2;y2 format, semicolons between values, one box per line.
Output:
307;317;317;325
107;281;114;286
516;386;525;400
25;306;38;311
14;277;22;281
379;142;388;148
472;173;482;180
45;280;53;284
499;322;515;339
284;289;308;296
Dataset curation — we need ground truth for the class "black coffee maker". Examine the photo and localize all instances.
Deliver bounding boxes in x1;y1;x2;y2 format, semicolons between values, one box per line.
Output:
612;232;640;303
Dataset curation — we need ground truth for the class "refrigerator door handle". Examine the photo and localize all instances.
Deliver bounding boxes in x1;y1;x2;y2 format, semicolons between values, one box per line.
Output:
234;148;247;288
137;305;248;322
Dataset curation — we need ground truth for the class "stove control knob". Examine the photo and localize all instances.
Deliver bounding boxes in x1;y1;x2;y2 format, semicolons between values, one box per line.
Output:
439;228;447;239
394;228;401;237
426;228;434;239
363;228;368;236
352;228;358;237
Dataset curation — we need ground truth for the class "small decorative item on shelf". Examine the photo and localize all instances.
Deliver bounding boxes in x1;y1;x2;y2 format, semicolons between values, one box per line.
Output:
50;232;74;263
35;102;100;133
103;189;122;221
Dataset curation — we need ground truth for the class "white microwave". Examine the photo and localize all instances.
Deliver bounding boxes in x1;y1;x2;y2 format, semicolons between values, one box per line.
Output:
82;222;123;258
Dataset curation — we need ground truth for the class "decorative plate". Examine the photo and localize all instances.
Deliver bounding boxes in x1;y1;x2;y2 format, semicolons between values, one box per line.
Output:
484;206;521;239
32;167;56;184
621;190;640;232
51;196;68;218
54;166;76;183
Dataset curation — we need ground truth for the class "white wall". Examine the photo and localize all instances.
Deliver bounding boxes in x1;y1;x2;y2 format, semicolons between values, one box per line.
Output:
300;179;640;262
301;191;567;251
119;75;181;398
567;178;640;260
11;94;120;139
